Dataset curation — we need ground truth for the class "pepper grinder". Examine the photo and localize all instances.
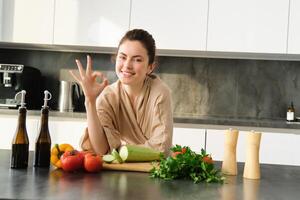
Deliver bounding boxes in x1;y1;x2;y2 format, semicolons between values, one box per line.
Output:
222;128;239;175
243;130;262;179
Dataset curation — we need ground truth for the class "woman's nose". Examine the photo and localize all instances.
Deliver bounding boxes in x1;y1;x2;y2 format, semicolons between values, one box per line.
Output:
123;59;132;69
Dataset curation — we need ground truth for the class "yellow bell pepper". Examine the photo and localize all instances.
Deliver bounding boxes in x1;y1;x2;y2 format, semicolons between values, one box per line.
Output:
50;143;74;168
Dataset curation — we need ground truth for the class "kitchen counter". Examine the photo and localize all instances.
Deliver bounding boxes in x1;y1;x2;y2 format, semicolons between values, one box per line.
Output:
1;109;300;132
0;150;300;200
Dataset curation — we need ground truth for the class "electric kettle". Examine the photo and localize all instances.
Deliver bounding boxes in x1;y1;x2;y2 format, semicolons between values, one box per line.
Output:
58;81;80;112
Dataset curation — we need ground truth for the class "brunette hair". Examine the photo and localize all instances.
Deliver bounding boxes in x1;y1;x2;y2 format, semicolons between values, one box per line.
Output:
117;29;156;65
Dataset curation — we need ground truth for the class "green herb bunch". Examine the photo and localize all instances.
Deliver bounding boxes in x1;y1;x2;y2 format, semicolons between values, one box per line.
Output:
150;145;225;183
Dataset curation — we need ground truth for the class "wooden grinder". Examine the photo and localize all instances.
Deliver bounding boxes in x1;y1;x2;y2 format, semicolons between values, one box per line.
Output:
222;128;239;175
243;130;262;179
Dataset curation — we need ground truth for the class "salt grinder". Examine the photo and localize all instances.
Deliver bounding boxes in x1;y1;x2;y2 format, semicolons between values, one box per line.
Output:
243;130;262;179
222;128;239;175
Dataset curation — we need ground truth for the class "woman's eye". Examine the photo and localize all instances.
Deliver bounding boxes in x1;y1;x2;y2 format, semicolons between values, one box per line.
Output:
118;55;126;60
134;58;142;62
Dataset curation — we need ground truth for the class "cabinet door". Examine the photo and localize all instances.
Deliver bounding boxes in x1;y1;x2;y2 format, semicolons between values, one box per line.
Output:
173;128;206;153
54;0;130;47
207;0;289;53
287;0;300;54
0;115;39;151
130;0;208;51
0;0;3;40
1;0;54;44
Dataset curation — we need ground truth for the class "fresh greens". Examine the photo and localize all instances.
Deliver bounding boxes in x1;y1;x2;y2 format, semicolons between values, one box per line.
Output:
150;145;225;183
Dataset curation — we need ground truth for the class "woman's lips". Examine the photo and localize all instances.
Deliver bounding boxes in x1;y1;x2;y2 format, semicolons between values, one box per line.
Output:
121;71;135;78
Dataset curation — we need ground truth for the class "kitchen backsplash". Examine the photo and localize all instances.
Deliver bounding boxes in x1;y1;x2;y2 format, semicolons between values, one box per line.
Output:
1;48;299;119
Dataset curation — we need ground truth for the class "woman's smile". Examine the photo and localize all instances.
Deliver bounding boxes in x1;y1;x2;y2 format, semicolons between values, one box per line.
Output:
121;70;136;78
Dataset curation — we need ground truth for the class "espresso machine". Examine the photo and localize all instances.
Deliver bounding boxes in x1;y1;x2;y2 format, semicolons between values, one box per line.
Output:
0;64;43;109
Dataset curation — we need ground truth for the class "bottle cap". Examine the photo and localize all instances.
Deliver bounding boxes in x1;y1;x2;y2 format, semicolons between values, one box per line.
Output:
43;90;52;108
15;90;26;108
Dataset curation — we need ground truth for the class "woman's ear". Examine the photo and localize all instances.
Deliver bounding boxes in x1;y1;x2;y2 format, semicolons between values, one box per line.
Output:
148;63;156;75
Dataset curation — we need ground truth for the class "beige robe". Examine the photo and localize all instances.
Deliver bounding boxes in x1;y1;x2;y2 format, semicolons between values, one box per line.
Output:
80;74;173;155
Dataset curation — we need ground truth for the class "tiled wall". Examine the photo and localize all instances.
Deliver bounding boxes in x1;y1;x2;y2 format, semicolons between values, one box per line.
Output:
1;48;299;119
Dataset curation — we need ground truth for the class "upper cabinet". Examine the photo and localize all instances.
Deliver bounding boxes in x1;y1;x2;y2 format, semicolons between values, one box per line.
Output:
0;0;54;44
130;0;208;51
207;0;289;54
53;0;130;47
287;0;300;54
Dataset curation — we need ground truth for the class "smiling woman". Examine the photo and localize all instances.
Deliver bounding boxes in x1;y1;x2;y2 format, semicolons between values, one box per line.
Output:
70;29;173;156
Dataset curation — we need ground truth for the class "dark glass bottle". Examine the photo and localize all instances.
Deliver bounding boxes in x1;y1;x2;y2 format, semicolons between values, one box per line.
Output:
287;102;295;122
34;91;52;167
11;91;29;169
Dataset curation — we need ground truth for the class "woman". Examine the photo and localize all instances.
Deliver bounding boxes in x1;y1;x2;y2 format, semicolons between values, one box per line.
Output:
70;29;173;156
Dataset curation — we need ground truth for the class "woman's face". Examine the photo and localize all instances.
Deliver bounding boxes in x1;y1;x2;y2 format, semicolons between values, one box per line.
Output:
115;40;154;86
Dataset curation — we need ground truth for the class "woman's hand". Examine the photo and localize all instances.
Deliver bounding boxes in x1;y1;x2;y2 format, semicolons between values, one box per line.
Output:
70;55;109;103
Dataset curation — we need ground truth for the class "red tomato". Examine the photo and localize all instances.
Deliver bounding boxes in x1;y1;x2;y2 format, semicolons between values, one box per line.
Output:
181;148;187;154
203;156;213;164
60;150;84;172
172;151;183;158
84;153;103;173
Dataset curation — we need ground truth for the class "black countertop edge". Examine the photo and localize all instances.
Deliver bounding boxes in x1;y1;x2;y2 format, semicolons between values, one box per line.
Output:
1;109;299;130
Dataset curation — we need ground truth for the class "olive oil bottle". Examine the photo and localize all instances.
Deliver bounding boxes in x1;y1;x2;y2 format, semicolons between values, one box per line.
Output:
11;90;29;169
34;90;52;167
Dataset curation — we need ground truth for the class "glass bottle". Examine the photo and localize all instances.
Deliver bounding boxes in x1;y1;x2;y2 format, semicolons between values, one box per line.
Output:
287;102;295;122
34;90;52;167
11;90;29;169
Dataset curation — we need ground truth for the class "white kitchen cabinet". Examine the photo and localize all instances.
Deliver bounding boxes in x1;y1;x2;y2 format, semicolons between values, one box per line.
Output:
206;129;300;166
53;0;130;47
130;0;208;51
0;115;39;151
287;0;300;54
172;127;206;153
0;114;86;151
207;0;289;54
0;0;3;40
0;0;54;44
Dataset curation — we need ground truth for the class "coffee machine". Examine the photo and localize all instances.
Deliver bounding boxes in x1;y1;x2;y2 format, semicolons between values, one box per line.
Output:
0;64;43;109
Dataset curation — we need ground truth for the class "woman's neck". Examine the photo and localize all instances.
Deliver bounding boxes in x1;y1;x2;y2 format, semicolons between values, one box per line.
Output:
122;77;145;105
122;80;145;105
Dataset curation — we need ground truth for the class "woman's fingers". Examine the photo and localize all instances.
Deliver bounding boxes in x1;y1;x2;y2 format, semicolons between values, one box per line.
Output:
69;70;81;83
92;71;104;80
86;55;93;75
93;71;109;86
75;59;85;78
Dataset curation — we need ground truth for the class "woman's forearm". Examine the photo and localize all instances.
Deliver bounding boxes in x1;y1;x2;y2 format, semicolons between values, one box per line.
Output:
85;99;109;155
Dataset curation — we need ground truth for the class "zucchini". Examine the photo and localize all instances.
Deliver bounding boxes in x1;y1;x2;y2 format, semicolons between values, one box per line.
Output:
119;145;161;162
111;149;123;163
103;154;115;163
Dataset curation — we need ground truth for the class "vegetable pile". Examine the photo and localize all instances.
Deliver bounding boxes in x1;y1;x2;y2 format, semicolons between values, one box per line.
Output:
150;145;224;183
50;143;103;173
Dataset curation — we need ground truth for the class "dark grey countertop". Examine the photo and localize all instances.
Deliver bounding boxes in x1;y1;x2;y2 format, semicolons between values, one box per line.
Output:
1;108;300;131
0;150;300;200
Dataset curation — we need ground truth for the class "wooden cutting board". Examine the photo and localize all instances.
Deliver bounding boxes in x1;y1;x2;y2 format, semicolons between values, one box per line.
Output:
102;162;158;173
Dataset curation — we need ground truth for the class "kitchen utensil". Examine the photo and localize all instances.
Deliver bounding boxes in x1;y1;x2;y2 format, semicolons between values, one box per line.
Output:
243;131;262;179
222;128;239;175
58;81;80;112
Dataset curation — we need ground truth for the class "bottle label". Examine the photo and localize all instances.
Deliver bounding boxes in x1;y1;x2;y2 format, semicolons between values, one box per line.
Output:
287;111;294;121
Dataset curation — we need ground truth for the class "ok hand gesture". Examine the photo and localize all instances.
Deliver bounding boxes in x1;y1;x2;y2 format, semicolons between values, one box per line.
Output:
70;55;108;103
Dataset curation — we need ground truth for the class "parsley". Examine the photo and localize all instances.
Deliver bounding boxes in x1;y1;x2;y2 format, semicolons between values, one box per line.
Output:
150;145;225;183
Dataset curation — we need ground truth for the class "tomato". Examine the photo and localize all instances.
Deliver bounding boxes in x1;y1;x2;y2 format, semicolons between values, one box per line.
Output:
181;148;187;154
60;150;84;172
172;151;183;158
203;156;213;164
84;153;103;173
